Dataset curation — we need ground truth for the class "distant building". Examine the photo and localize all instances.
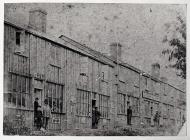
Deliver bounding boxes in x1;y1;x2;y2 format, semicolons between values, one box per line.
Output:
3;8;186;133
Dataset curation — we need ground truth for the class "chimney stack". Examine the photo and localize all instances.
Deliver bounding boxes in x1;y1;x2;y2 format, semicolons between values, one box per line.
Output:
108;42;122;61
151;63;160;79
28;8;47;33
160;77;168;83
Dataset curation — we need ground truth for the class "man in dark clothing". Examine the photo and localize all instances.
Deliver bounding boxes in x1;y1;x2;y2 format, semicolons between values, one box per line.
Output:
92;107;101;129
34;98;41;130
127;106;132;125
154;111;159;127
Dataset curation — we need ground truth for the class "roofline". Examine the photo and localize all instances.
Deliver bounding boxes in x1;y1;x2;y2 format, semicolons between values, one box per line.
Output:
4;19;185;93
4;19;114;67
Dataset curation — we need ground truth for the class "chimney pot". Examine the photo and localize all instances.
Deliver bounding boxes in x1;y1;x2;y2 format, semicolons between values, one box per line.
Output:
160;77;168;83
151;63;160;78
108;42;122;60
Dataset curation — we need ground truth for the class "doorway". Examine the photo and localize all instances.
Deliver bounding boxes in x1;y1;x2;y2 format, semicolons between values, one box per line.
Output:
92;99;96;129
34;88;43;106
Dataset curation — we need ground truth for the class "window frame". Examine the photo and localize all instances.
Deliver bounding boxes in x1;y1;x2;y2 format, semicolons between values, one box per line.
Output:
76;89;91;116
5;73;31;109
117;93;126;115
45;82;64;113
99;94;109;119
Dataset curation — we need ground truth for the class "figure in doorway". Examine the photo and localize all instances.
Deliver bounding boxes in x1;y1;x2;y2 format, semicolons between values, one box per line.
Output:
127;106;132;125
154;111;160;127
92;107;101;129
34;97;41;130
150;107;154;127
42;99;52;130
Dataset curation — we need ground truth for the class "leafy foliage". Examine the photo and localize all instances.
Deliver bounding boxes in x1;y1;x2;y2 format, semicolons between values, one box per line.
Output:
162;15;186;79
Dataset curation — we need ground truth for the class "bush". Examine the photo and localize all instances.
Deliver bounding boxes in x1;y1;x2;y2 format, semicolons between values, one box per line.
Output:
3;115;31;135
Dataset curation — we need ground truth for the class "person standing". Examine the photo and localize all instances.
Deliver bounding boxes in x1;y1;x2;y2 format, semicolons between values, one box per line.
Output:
150;107;154;127
34;97;41;130
154;111;159;127
127;106;132;125
42;99;52;130
159;111;163;127
92;107;101;129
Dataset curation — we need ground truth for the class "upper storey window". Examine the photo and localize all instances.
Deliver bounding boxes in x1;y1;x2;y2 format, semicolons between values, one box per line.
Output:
16;32;21;45
15;30;25;54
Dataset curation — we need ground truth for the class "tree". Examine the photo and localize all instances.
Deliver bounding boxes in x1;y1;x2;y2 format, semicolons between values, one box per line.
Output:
162;14;186;79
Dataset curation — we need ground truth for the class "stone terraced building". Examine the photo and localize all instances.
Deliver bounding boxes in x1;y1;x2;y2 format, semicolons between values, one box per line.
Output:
3;8;186;132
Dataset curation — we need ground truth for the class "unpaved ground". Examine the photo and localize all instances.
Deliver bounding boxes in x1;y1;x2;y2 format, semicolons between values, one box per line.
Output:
30;126;178;136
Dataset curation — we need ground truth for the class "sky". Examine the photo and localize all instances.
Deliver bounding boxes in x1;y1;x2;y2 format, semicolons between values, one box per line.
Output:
4;3;186;91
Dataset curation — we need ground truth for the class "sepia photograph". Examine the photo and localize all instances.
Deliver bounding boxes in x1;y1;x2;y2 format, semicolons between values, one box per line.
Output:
3;1;187;136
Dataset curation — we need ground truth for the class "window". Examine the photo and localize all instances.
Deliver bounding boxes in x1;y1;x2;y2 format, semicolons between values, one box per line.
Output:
118;81;126;93
170;105;174;118
134;85;139;97
101;81;108;95
80;56;88;75
48;65;61;83
12;54;28;73
144;77;150;90
50;44;61;66
5;73;30;108
79;57;89;87
119;67;125;82
133;72;139;87
144;100;150;116
99;94;109;118
101;65;109;82
45;82;64;113
16;32;21;45
117;93;126;114
163;103;168;118
145;78;148;88
154;102;159;112
76;89;90;116
131;97;139;114
15;31;25;54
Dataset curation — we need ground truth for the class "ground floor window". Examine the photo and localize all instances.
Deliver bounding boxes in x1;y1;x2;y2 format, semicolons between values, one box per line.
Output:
117;93;126;114
99;94;109;118
76;89;90;116
131;97;139;114
45;82;64;113
163;103;168;118
144;100;150;117
4;73;31;108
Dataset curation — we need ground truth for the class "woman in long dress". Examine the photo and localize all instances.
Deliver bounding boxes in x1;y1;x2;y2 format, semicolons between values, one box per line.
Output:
42;99;52;130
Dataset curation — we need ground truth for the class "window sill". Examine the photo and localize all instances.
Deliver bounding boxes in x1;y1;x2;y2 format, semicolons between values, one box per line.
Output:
4;106;33;111
76;114;91;117
9;70;31;77
51;112;66;115
132;114;140;117
50;63;61;68
14;51;28;58
117;113;127;116
100;117;110;120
